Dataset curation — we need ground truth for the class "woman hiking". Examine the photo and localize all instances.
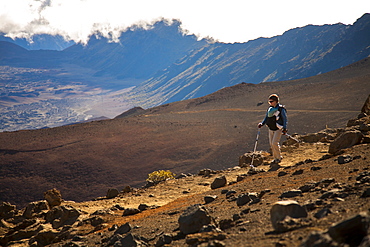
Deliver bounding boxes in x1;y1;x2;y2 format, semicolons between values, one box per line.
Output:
258;94;288;164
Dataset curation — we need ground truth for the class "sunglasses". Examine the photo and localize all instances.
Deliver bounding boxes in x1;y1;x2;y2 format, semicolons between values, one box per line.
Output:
268;100;275;103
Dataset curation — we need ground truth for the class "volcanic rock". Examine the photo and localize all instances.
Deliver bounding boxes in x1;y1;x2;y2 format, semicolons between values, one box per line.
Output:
45;205;80;229
106;188;119;199
328;131;363;154
44;188;63;208
270;200;308;231
211;176;227;189
328;212;370;246
23;200;49;219
178;204;213;235
0;202;17;219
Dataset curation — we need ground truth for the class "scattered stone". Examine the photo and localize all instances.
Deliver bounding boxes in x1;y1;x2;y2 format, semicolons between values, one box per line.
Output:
319;178;336;187
299;182;317;193
258;189;271;199
178;204;213;235
114;222;132;235
328;212;370;246
123;208;141;216
122;185;133;193
138;204;150;211
270;201;308;231
218;218;234;230
279;189;302;198
106;188;119;199
328;131;363;154
199;169;215;176
185;232;226;246
311;166;322;171
236;193;251;206
199;224;221;233
314;208;332;219
319;189;342;200
204;195;218;204
44;188;62;208
155;234;172;247
211;175;227;189
278;171;288;177
87;215;105;227
292;169;304;176
338;155;353;164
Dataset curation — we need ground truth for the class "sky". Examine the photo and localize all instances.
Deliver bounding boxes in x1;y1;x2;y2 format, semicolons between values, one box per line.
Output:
0;0;369;44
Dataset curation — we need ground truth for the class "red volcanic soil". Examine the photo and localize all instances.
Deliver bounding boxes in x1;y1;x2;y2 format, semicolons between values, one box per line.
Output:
1;58;370;207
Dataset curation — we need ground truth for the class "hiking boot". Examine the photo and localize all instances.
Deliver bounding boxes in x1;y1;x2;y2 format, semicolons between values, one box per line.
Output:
271;158;282;164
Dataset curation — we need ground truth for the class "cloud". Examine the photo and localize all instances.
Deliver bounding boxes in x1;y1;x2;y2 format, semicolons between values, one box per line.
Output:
0;0;369;44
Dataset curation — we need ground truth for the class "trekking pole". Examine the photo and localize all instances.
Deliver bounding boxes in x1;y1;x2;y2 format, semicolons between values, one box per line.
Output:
250;128;261;168
284;133;300;143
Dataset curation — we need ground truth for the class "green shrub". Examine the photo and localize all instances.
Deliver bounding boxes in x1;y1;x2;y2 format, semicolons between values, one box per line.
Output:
146;170;176;183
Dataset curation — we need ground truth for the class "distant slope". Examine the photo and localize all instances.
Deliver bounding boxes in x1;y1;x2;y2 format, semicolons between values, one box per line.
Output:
1;57;369;207
125;14;370;108
0;33;74;51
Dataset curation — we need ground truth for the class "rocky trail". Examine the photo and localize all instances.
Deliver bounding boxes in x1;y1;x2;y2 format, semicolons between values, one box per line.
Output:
1;99;370;246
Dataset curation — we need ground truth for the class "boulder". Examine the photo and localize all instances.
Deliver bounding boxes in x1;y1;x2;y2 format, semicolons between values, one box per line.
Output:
300;132;327;143
204;195;217;204
44;188;63;208
155;234;172;247
328;131;363;154
361;94;370;115
211;176;227;189
122;185;133;193
23;200;49;219
114;233;148;247
328;212;370;246
114;222;132;235
270;201;307;231
178;204;213;235
45;205;80;229
300;231;337;247
123;208;141;216
239;151;267;167
30;225;59;246
236;193;251;206
106;188;119;199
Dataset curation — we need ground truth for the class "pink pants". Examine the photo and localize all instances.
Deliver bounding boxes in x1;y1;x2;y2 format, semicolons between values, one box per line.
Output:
268;129;283;160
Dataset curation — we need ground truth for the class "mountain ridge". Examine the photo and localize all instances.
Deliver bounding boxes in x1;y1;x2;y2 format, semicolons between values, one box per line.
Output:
1;14;370;131
124;13;370;108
